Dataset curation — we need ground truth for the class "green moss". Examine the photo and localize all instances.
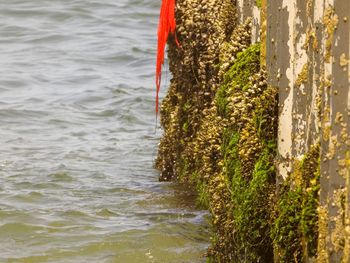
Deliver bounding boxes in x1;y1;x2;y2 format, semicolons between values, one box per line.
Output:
224;44;260;89
217;43;261;115
228;141;276;261
197;182;210;208
211;43;277;261
273;187;303;261
182;121;189;133
256;0;262;8
301;177;320;256
217;131;276;261
191;171;210;209
271;144;320;262
222;129;241;180
216;84;229;117
203;43;279;261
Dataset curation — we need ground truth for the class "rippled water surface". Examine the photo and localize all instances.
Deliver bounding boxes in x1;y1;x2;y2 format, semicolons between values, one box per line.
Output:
0;0;209;262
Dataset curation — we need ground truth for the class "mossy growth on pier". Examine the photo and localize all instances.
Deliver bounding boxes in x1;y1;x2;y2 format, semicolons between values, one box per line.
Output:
204;44;278;262
170;42;278;262
256;0;262;8
272;144;321;262
156;0;322;261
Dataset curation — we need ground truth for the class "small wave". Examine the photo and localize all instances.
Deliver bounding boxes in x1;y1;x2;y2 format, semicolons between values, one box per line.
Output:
0;109;48;119
96;208;119;218
11;192;45;203
0;222;46;236
60;210;92;220
49;172;74;182
25;34;72;44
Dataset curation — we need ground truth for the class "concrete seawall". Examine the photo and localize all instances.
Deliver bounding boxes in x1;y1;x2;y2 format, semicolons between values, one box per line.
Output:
156;0;349;261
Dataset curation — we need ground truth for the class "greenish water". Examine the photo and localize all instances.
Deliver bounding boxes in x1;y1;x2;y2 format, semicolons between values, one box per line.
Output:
0;0;209;262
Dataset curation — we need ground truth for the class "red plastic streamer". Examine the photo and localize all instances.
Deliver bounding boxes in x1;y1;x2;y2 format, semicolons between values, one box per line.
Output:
156;0;177;115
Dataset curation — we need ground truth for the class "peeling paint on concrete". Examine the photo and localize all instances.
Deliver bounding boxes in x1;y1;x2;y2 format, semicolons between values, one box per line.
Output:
275;0;295;180
252;5;261;43
266;0;349;260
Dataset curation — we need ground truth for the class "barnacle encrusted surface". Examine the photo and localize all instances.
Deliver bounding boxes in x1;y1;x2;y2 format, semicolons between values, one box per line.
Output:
204;45;278;262
156;0;322;262
155;0;237;181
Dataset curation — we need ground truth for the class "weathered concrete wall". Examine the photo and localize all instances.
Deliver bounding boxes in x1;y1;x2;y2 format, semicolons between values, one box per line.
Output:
265;0;350;261
216;0;350;260
156;0;349;261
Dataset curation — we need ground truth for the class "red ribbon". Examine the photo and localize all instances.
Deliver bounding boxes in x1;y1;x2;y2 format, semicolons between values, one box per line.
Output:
156;0;177;115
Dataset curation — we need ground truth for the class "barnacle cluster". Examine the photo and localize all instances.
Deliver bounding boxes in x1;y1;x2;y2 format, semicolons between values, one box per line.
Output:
156;0;322;262
156;0;237;181
218;18;252;80
156;0;279;260
208;44;278;261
